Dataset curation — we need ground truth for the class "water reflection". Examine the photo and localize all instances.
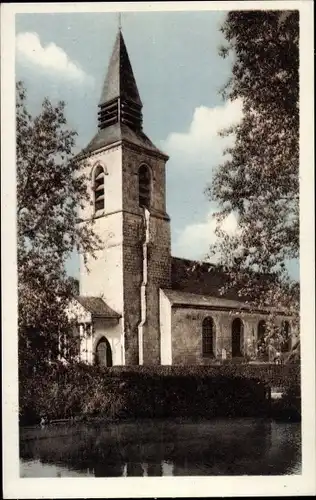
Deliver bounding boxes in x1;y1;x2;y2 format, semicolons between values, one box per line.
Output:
20;418;301;477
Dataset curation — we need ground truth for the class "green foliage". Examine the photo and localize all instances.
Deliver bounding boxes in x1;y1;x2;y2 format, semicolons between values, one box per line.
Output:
109;363;300;388
20;363;300;425
16;82;101;372
20;362;124;423
206;11;299;338
271;384;301;422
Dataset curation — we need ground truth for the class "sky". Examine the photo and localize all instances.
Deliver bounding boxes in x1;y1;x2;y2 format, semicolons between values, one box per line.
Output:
15;9;299;280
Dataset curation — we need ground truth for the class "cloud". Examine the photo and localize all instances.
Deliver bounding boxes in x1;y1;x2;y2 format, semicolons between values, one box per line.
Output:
16;32;93;85
161;99;243;171
164;99;243;263
173;209;239;262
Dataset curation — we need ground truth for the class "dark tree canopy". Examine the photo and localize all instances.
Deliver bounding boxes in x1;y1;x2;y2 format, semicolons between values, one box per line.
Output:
17;81;101;371
206;11;299;340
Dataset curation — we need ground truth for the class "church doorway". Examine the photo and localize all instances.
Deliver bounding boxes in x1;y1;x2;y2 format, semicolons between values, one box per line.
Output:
95;337;113;367
231;318;244;358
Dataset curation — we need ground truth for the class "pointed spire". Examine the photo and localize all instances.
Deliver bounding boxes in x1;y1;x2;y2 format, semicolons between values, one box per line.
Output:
98;30;143;132
99;30;142;107
82;25;168;159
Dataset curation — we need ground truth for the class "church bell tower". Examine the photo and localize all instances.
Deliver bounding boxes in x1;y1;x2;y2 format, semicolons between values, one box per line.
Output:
77;29;171;365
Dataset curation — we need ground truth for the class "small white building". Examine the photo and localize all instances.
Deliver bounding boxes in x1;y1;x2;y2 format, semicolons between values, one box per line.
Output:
67;296;122;365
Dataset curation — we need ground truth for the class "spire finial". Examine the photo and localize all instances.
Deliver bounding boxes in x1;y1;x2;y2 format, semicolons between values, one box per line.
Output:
118;12;122;31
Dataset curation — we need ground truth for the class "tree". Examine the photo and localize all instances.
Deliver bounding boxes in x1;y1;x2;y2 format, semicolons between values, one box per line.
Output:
17;81;100;373
206;11;300;350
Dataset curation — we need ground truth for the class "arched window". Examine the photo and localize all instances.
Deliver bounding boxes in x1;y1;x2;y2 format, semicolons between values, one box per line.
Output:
202;317;215;357
138;164;151;208
231;318;244;358
95;337;112;367
94;164;105;212
281;321;291;352
257;320;267;360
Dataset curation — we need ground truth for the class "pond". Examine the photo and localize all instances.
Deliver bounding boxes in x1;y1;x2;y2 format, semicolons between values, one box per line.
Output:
20;418;301;477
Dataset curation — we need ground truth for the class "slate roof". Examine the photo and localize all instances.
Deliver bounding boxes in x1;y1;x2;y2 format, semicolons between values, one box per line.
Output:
99;30;142;107
75;296;121;319
81;122;167;159
77;29;168;159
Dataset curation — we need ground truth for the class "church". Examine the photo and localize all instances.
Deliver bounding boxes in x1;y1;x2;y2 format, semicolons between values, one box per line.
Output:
67;29;293;366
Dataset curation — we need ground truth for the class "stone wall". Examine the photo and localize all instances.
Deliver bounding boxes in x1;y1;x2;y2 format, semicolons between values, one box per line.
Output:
170;307;292;365
122;145;171;365
122;145;167;214
78;141;171;366
122;212;142;365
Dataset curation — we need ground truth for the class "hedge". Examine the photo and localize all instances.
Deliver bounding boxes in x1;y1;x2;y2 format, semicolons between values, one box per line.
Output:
108;363;300;387
19;362;295;425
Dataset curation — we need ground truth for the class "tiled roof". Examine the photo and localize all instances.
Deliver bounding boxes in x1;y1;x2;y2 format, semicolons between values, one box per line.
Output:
75;296;121;319
171;257;247;301
170;257;290;309
161;288;254;310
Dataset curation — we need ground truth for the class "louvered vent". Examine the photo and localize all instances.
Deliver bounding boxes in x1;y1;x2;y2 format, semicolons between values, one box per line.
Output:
94;165;105;212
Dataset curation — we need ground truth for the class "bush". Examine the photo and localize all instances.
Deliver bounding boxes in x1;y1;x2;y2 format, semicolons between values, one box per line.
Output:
18;362;288;425
270;383;301;421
